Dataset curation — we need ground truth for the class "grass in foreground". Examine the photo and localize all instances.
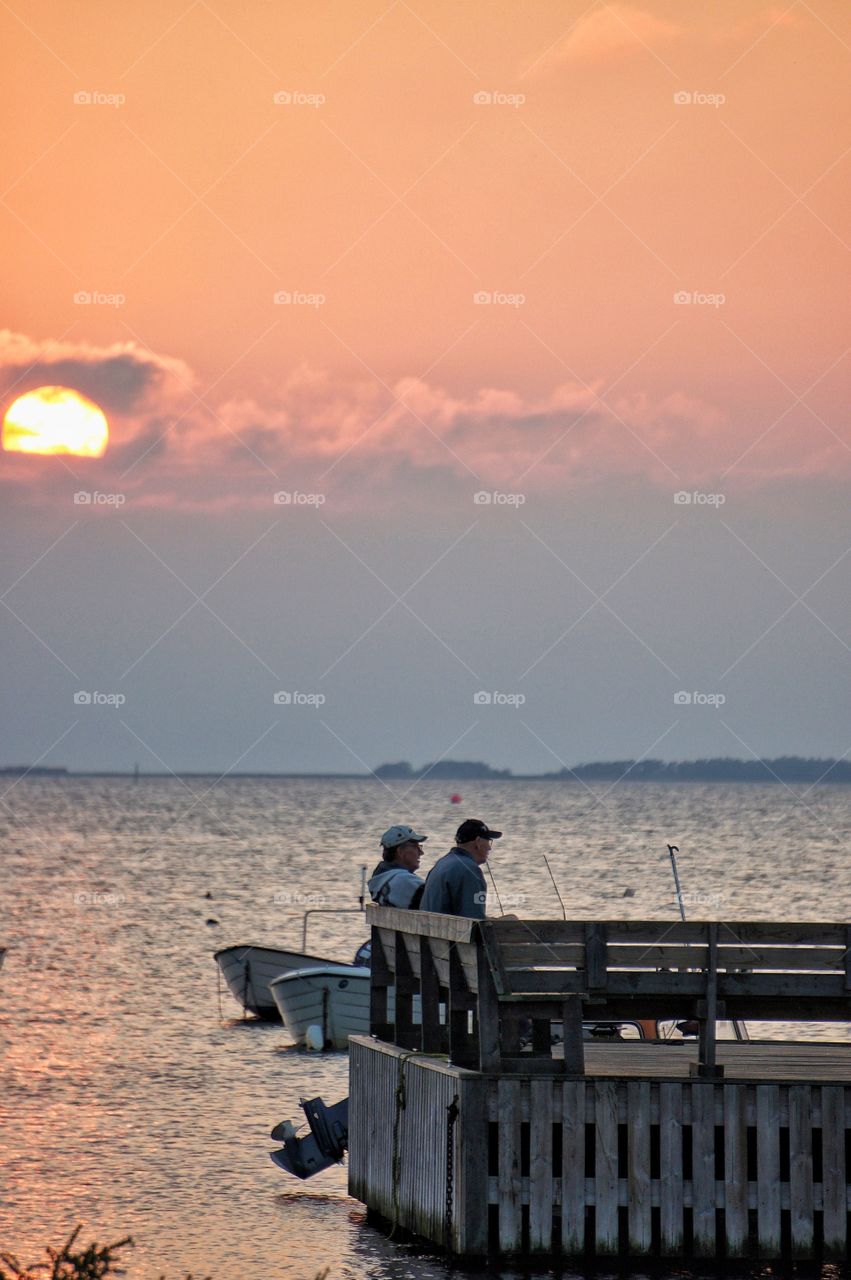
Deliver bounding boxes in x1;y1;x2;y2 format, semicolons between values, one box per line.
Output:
0;1228;329;1280
0;1226;208;1280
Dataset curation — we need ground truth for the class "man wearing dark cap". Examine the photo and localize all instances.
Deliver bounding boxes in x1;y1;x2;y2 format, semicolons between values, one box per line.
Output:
419;818;502;919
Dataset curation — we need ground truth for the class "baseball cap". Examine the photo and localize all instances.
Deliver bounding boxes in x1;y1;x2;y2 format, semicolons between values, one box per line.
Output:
380;824;428;850
456;818;503;844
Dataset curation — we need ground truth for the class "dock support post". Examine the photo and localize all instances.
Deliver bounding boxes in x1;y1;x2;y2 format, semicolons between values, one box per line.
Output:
692;922;723;1078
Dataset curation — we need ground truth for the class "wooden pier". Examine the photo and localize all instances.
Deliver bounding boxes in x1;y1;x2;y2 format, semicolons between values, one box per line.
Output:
349;907;851;1261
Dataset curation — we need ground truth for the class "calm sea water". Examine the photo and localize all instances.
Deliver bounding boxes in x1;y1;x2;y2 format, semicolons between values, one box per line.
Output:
1;777;850;1279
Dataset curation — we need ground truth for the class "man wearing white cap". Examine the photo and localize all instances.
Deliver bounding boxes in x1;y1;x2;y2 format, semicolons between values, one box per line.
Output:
368;824;428;909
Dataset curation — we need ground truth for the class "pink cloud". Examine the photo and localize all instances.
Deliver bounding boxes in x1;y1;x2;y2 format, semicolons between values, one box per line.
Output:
0;331;847;512
536;6;683;67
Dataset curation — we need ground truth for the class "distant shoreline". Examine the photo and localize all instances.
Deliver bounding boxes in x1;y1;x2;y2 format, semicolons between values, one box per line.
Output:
2;758;850;784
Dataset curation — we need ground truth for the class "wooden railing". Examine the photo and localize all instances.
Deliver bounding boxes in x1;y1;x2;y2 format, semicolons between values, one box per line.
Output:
367;906;851;1076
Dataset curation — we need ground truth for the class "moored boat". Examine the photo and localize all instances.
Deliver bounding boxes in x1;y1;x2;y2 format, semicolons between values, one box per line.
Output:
269;964;371;1050
214;943;338;1019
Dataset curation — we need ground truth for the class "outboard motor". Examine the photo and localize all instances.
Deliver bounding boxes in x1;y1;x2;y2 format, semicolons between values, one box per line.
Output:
270;1096;349;1179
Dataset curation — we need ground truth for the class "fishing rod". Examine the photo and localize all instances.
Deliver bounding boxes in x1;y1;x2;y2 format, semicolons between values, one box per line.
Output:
666;843;747;1043
667;844;686;922
485;861;505;915
543;854;567;920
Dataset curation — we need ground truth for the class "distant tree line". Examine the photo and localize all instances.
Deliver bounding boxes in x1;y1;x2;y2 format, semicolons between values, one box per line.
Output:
374;757;851;783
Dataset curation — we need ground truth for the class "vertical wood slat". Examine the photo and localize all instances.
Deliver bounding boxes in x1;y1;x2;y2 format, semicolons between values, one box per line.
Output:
756;1085;781;1255
821;1085;847;1257
561;1079;586;1253
369;928;392;1039
660;1082;684;1254
475;940;501;1071
594;1081;619;1254
497;1078;522;1252
419;936;442;1053
627;1081;651;1253
529;1079;553;1251
724;1083;749;1256
393;929;417;1048
457;1074;489;1256
562;995;585;1076
449;946;477;1069
691;1081;716;1256
788;1085;814;1257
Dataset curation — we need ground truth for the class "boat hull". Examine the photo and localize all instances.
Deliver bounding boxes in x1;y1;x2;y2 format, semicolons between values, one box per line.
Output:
270;965;372;1050
214;943;337;1019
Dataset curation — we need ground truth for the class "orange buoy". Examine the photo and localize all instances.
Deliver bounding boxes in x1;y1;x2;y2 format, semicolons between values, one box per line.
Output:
450;793;462;804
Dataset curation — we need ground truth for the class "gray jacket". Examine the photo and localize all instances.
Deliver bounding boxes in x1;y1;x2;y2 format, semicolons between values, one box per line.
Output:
419;847;486;919
368;865;424;909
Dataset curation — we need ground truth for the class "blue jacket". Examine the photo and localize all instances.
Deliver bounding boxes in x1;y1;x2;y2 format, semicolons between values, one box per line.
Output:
419;847;486;919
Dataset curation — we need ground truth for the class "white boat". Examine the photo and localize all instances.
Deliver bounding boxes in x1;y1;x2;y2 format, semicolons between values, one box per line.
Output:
214;943;339;1019
270;964;372;1050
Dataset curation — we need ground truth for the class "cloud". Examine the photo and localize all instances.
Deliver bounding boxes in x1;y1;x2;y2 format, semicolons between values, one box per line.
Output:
538;5;683;67
0;330;194;415
531;5;804;72
0;330;847;512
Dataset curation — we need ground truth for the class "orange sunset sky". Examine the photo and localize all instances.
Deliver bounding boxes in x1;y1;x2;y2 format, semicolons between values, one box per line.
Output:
0;0;849;772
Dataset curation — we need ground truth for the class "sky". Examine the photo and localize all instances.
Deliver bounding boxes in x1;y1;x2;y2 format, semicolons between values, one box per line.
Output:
1;0;849;775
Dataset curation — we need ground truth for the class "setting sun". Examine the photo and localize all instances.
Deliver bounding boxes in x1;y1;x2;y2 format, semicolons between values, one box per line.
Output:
2;386;108;457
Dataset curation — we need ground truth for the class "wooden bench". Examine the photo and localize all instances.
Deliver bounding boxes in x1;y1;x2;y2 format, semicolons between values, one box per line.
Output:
367;906;851;1076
